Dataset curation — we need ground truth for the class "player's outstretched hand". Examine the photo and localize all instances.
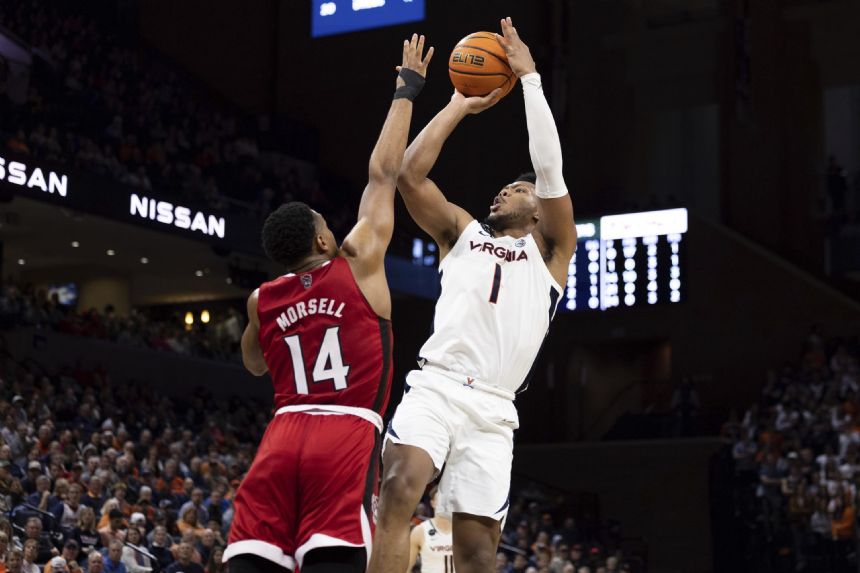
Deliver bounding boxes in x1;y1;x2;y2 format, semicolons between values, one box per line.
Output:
396;33;434;87
451;88;503;115
496;17;537;78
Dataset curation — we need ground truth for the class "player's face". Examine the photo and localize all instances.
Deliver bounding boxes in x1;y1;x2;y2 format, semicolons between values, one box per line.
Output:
487;181;538;229
312;212;338;258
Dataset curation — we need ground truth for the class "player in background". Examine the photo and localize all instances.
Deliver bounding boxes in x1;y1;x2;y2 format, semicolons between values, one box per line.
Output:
406;488;454;573
369;18;577;573
224;36;434;573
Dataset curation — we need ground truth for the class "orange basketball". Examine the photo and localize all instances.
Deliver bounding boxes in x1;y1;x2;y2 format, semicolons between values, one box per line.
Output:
448;32;517;98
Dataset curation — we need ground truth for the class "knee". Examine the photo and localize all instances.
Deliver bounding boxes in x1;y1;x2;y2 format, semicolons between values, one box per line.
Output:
378;467;425;511
456;547;497;572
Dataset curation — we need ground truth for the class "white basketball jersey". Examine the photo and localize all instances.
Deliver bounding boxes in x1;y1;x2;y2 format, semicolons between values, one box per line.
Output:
419;520;455;573
416;220;562;398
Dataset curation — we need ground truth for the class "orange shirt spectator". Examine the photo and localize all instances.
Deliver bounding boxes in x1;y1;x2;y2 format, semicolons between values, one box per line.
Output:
832;504;855;540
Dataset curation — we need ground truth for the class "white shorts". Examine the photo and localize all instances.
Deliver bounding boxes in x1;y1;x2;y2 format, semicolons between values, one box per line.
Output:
383;365;519;521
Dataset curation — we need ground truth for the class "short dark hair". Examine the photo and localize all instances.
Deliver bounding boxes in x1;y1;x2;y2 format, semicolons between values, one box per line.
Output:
514;172;537;184
261;202;317;268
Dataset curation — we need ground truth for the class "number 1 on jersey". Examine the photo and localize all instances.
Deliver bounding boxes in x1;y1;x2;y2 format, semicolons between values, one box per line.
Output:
284;326;350;394
489;263;502;304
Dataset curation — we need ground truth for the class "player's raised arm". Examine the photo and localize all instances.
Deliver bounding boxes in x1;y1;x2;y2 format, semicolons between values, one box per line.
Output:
497;17;577;281
240;289;267;376
342;34;433;268
397;87;502;254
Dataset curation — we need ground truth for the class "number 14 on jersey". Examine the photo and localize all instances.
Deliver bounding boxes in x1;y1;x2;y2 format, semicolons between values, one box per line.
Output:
283;326;351;394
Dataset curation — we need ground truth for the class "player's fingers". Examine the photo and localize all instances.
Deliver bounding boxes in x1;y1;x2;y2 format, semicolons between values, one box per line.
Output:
495;33;512;52
422;46;435;67
417;34;425;57
482;88;503;105
411;33;419;52
396;66;402;72
402;38;409;64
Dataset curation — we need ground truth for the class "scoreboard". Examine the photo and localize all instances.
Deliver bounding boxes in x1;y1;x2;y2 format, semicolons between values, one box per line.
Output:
563;208;688;312
312;0;425;38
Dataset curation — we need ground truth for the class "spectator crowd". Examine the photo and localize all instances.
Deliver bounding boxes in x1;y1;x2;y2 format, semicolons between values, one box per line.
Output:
0;0;353;238
0;328;272;573
0;281;244;363
726;328;860;572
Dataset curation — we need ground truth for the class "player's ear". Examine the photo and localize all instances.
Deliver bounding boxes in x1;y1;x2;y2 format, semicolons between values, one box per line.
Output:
314;233;328;254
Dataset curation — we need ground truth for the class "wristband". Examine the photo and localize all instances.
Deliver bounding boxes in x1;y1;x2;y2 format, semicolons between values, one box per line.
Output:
393;68;425;101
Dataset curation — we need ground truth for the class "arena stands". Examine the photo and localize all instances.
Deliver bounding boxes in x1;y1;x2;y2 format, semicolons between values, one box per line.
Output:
725;328;860;572
0;280;243;363
0;0;354;239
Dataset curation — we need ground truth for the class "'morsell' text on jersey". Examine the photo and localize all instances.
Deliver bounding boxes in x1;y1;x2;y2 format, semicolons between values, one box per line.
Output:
276;297;345;331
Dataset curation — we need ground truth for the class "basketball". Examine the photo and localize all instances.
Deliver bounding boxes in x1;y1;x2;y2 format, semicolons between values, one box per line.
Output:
448;31;517;98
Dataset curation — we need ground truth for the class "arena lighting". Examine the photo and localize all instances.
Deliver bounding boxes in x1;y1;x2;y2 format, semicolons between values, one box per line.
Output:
71;241;80;248
184;312;194;326
106;249;115;256
200;310;211;324
140;257;149;264
194;270;204;277
17;258;24;265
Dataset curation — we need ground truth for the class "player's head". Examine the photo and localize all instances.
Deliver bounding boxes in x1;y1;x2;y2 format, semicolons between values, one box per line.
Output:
485;172;539;233
262;202;338;270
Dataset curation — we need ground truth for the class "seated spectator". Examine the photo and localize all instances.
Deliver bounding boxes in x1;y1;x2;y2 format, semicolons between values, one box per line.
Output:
120;528;150;573
175;508;203;541
57;485;84;531
97;511;125;548
105;485;131;519
21;463;42;496
44;543;77;573
146;527;173;572
42;556;67;573
101;542;125;573
164;544;202;573
201;488;228;525
26;477;52;513
46;481;69;518
69;507;100;560
169;534;201;566
194;530;217;566
86;552;103;573
81;479;104;512
203;547;223;573
126;517;145;538
7;549;24;573
22;540;39;573
22;519;54;565
131;491;154;528
0;532;9;567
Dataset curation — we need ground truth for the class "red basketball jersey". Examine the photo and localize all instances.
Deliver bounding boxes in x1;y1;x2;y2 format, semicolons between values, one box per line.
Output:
256;256;393;415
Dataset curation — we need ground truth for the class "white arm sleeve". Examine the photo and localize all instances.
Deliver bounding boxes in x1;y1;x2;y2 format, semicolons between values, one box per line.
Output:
521;72;568;199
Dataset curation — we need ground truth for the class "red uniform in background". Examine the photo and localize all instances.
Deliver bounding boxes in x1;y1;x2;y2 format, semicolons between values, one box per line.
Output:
225;256;393;570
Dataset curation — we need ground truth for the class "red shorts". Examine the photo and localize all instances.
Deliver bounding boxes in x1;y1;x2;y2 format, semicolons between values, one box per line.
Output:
224;411;380;570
